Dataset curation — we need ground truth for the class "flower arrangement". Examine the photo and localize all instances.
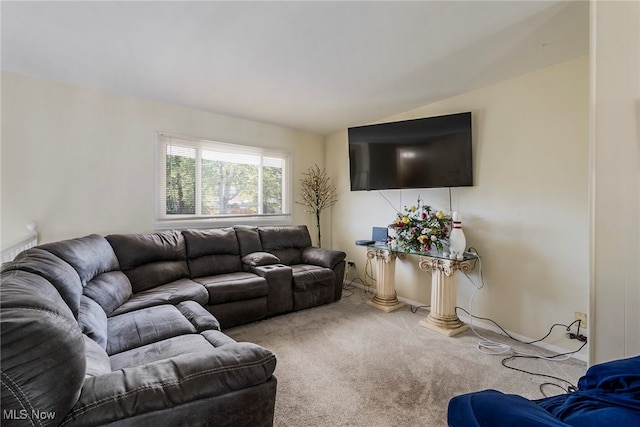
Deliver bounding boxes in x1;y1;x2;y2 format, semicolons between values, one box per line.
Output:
388;197;451;252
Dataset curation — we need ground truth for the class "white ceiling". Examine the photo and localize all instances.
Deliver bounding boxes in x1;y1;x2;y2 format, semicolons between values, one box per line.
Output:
1;1;589;135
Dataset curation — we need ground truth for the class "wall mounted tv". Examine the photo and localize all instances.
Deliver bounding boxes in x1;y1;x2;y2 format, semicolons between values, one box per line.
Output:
348;112;473;191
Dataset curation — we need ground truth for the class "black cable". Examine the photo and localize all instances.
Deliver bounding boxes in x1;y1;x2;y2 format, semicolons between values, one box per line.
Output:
540;382;575;398
342;266;356;297
501;340;586;394
342;264;376;297
410;305;430;314
456;306;585;346
363;259;376;296
501;355;575;387
341;285;354;297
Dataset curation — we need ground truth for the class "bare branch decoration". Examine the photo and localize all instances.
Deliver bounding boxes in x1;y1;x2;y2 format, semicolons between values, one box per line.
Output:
296;164;338;247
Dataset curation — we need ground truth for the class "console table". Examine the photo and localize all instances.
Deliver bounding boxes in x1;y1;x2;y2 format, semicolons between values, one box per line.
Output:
357;242;475;336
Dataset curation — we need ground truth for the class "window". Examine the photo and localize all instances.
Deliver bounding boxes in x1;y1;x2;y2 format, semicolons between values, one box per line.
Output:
155;132;291;229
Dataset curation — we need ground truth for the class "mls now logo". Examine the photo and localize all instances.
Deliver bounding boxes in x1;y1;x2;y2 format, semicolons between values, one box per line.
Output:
3;409;56;421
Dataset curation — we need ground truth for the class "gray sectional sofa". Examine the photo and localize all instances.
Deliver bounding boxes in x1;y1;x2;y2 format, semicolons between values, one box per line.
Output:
0;225;346;427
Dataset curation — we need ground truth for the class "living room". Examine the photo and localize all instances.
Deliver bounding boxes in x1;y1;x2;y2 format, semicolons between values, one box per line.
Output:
1;1;638;424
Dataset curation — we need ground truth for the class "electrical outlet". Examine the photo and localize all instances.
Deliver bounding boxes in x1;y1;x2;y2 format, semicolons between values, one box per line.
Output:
574;312;587;329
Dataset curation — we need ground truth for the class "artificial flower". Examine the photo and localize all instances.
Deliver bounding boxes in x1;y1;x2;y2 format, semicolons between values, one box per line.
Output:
388;197;451;252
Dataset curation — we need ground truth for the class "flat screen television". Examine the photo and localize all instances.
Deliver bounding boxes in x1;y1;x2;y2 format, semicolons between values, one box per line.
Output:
348;112;473;191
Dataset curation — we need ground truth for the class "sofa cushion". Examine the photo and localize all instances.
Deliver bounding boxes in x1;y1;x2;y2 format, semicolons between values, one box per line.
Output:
78;295;108;349
83;335;111;378
1;247;84;318
65;343;276;427
290;264;335;291
259;225;312;250
183;228;239;258
190;253;242;278
267;248;302;265
259;225;313;265
106;231;189;292
125;261;191;293
201;329;237;347
39;234;120;285
83;271;132;316
196;273;268;305
234;225;263;255
106;230;186;270
106;305;197;355
110;278;208;316
0;270;86;427
109;333;234;370
183;228;242;277
176;300;221;332
242;251;281;267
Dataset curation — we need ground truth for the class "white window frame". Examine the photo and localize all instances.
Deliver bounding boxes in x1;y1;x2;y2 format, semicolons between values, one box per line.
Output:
154;132;292;230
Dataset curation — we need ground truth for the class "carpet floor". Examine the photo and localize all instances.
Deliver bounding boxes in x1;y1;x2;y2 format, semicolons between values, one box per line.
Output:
226;289;587;427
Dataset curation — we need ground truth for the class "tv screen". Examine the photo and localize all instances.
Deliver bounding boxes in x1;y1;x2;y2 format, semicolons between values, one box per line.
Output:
348;112;473;191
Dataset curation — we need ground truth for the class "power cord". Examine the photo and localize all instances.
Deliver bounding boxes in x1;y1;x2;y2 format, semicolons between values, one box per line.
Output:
457;306;586;349
458;249;586;395
342;267;361;297
501;354;582;395
363;258;376;295
410;304;430;314
566;322;587;342
342;261;376;296
342;261;357;297
541;382;577;397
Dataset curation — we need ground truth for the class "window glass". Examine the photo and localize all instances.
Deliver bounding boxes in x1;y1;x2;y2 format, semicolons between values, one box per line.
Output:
166;145;196;215
155;133;291;229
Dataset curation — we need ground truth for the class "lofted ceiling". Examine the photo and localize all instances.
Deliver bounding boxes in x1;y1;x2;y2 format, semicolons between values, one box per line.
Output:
1;1;589;135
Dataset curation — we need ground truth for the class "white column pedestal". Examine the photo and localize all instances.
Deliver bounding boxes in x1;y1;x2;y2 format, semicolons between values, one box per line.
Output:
366;248;406;312
418;256;473;336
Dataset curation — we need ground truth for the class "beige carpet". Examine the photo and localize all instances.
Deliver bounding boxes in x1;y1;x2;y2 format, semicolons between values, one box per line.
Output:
226;289;587;427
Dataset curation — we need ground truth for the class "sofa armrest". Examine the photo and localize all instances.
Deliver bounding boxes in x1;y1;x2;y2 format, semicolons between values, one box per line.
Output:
61;342;276;426
247;264;294;316
301;247;346;269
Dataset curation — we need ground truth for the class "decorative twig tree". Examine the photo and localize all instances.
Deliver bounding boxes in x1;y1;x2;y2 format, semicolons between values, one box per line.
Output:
297;164;338;247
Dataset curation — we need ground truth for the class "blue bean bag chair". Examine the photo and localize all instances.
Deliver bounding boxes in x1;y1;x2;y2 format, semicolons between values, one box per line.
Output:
447;355;640;426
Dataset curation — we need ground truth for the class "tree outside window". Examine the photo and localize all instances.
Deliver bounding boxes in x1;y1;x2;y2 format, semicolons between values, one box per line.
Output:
157;133;290;228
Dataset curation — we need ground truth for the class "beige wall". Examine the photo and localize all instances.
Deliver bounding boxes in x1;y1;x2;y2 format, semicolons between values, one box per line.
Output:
1;72;325;245
327;56;590;353
590;0;640;364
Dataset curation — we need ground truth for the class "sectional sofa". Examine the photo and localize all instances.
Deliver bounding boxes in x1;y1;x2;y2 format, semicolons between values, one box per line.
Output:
0;225;346;427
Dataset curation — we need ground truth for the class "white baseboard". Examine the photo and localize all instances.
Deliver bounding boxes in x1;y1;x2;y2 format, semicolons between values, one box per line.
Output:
343;280;588;363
